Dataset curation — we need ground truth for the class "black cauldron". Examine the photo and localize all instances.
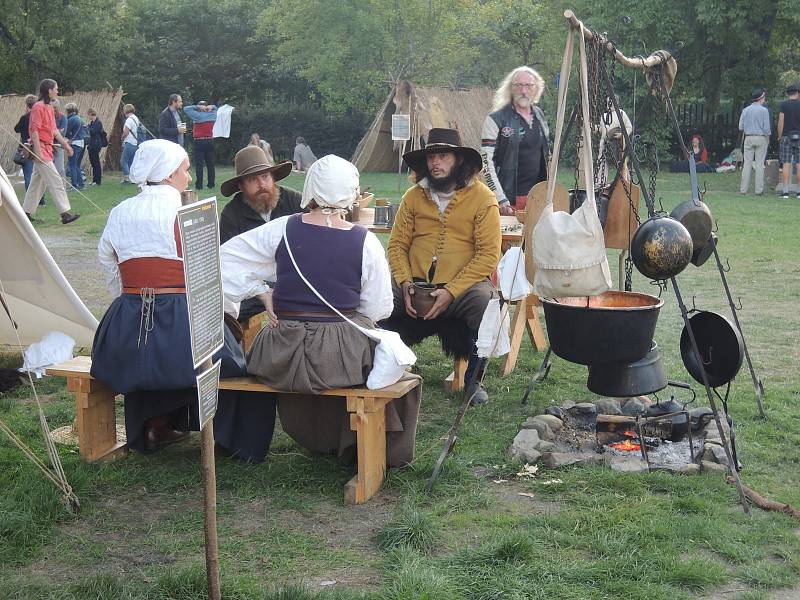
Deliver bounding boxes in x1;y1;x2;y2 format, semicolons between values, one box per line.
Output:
630;215;693;280
587;342;667;397
690;232;717;267
680;311;744;388
542;291;664;366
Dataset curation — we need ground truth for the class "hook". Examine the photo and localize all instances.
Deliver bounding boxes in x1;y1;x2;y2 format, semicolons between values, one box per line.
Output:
734;297;743;311
712;218;719;233
722;258;731;273
657;197;665;212
691;295;697;312
700;182;707;201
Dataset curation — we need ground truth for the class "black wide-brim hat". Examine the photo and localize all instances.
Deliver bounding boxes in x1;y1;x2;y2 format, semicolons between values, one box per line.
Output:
220;145;292;197
402;127;482;176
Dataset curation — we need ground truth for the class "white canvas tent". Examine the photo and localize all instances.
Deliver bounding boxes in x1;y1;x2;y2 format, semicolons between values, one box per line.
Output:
0;166;98;348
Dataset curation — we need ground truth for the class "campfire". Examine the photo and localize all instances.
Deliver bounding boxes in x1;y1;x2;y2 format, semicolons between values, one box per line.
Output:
608;431;641;452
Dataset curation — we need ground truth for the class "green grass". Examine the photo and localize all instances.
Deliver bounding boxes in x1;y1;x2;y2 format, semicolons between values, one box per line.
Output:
2;167;800;598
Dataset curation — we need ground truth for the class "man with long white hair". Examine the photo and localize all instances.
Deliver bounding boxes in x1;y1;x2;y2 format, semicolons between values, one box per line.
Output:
481;66;549;215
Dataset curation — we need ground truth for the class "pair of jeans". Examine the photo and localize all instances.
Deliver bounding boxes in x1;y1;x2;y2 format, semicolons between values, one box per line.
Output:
193;138;215;188
121;142;138;177
68;144;85;188
21;158;33;189
88;146;102;184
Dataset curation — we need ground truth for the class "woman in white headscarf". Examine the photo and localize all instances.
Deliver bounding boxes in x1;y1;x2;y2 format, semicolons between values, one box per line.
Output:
219;155;407;462
90;140;199;453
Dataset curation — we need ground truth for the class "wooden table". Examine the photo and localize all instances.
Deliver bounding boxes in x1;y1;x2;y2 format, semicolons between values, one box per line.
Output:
356;206;545;384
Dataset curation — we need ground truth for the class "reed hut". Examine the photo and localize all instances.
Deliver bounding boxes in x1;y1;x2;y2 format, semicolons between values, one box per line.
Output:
352;81;493;172
0;88;125;176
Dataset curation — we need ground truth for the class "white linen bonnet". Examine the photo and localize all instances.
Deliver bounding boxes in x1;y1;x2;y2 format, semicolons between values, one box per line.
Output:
300;155;360;210
129;139;188;187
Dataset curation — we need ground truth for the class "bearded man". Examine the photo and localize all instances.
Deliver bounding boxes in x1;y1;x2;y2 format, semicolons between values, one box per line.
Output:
219;146;303;319
481;66;550;215
381;128;501;405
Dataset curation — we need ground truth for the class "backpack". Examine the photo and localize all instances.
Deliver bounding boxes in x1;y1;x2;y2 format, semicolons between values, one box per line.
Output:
100;130;109;148
136;120;148;145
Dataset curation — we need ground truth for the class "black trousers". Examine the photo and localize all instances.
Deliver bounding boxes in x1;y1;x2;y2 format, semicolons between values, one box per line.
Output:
193;138;215;188
88;146;102;184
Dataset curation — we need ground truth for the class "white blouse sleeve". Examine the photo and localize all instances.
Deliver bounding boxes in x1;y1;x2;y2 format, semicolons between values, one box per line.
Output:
219;216;288;303
97;219;121;298
359;231;393;322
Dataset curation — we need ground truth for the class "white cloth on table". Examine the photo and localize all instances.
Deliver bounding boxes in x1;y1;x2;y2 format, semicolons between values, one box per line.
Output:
212;104;233;138
219;215;393;322
97;185;183;298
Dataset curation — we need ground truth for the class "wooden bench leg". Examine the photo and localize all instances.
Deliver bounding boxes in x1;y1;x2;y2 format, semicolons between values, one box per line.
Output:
344;396;387;505
444;357;468;393
72;377;127;462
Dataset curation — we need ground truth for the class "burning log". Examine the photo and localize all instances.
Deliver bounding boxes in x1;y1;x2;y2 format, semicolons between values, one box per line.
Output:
595;415;671;446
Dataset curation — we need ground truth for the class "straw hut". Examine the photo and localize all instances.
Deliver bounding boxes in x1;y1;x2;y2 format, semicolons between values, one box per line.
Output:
0;88;125;176
351;81;494;173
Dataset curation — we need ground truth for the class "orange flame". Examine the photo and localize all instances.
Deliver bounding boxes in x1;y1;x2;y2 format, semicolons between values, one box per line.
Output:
609;439;641;451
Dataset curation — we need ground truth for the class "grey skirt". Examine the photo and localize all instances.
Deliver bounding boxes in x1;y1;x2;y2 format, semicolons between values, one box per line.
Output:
246;313;376;394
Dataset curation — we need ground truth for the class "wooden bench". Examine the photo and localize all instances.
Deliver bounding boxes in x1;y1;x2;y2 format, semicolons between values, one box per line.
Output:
45;356;420;505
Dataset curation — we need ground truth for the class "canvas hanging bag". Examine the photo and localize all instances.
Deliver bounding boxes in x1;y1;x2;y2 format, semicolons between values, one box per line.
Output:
532;24;612;298
282;225;416;390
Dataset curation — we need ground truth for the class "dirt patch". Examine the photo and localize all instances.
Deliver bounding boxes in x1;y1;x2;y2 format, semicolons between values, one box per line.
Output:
39;232;110;320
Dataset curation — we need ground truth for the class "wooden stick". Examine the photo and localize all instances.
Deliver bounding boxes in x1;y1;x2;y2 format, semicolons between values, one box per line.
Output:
726;476;800;519
202;420;221;600
563;10;672;69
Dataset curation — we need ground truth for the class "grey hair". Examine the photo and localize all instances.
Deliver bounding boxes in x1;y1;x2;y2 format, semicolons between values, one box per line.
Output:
492;66;545;111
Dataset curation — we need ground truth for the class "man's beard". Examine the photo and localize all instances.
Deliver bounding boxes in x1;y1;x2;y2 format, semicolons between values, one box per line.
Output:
429;171;459;193
244;185;278;213
513;94;532;109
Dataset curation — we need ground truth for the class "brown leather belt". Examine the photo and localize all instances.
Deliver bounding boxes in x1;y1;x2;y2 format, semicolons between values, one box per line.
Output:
122;286;186;295
276;309;355;319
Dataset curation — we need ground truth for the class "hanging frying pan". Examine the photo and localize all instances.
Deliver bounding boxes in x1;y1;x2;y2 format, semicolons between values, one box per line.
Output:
680;310;744;388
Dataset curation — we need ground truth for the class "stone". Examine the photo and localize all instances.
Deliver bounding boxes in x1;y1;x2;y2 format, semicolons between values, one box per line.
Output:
703;438;723;447
508;429;543;463
621;398;650;417
521;417;553;441
544;406;565;420
701;460;728;473
572;402;597;414
593;398;622;416
610;457;649;473
534;414;564;431
703;443;730;465
560;400;576;410
542;452;605;469
678;463;701;475
536;440;556;453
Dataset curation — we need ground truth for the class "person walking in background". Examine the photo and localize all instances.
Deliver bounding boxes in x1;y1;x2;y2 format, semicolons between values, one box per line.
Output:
65;102;86;190
86;108;105;185
481;66;550;214
183;100;217;189
51;99;68;183
249;133;275;166
158;94;186;145
13;94;36;191
738;88;771;196
777;84;800;199
21;78;79;225
292;136;317;171
120;104;141;183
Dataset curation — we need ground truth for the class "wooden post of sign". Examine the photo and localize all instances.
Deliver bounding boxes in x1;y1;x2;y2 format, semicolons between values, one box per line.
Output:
199;357;221;600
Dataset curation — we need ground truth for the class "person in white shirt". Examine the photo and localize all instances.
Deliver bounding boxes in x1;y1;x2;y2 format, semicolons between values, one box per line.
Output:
120;103;141;183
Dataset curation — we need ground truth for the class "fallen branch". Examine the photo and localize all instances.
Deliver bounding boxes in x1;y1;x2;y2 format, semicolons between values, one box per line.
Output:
726;476;800;519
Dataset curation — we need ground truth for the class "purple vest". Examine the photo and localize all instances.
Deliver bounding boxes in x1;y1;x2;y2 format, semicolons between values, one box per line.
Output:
273;214;367;318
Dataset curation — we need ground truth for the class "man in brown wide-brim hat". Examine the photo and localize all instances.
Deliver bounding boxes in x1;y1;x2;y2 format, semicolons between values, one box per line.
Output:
380;127;501;406
219;145;304;319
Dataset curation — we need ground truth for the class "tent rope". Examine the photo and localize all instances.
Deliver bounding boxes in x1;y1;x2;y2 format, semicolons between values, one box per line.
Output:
0;276;80;512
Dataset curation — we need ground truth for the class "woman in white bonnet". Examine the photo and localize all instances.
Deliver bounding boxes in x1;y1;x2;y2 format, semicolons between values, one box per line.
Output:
220;155;418;462
90;140;206;453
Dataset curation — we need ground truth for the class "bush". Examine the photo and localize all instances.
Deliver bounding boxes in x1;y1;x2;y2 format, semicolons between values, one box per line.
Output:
217;103;371;166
